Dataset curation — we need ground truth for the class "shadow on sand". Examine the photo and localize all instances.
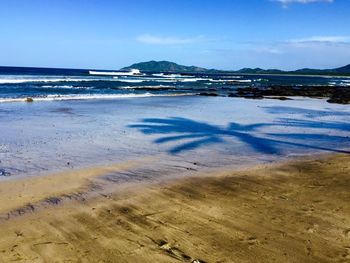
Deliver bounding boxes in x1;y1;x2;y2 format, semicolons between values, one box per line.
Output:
129;116;350;155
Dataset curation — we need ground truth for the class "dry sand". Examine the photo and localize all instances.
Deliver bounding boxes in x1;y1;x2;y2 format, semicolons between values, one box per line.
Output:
0;154;349;262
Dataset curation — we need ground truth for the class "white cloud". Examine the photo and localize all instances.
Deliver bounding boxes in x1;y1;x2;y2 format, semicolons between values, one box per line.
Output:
273;0;334;7
291;36;349;42
136;34;200;45
285;36;350;47
229;35;350;68
252;47;283;54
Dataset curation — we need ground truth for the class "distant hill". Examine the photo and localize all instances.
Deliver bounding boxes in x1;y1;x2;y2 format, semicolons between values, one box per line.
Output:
121;60;211;73
121;61;350;76
330;64;350;74
1;62;349;76
237;64;350;76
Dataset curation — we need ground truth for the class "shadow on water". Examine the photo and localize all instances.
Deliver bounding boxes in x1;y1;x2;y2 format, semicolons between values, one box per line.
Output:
262;106;349;118
275;118;350;132
129;117;350;155
263;106;350;131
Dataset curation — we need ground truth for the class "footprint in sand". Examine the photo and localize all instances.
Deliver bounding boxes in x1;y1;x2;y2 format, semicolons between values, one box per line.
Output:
343;229;350;238
239;236;260;247
306;224;319;234
337;246;350;261
147;237;207;262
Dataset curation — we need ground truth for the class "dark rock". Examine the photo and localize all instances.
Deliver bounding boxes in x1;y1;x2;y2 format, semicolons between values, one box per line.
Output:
228;93;239;97
327;88;350;104
199;92;219;97
0;169;11;176
243;94;264;99
268;96;293;101
228;85;350;104
26;97;34;103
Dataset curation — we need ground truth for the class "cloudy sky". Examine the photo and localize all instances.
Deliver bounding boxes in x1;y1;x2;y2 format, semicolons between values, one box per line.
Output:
0;0;349;70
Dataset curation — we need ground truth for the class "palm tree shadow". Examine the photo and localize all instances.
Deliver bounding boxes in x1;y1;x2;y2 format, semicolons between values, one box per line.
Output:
129;117;276;155
276;118;350;132
263;106;350;118
129;117;350;155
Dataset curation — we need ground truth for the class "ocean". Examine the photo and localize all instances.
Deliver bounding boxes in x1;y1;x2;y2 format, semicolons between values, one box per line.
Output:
0;66;349;103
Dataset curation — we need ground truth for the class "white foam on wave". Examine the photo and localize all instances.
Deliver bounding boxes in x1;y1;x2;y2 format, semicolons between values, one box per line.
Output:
89;69;144;76
41;85;92;89
220;76;242;79
152;73;193;78
233;79;252;83
113;79;146;83
152;73;165;77
116;77;249;83
120;85;174;90
180;78;209;82
180;78;198;82
329;79;350;86
209;79;227;82
114;77;204;83
0;78;111;84
0;93;192;103
209;79;252;83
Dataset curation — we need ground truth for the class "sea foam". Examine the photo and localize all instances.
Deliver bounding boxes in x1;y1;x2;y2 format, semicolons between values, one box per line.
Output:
0;93;191;103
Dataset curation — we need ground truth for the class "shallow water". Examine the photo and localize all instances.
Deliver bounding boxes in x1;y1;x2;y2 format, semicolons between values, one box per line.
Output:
0;96;349;180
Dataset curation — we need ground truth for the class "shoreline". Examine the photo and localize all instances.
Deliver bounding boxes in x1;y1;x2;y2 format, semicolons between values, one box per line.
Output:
0;88;349;105
0;93;193;104
0;153;349;262
3;95;349;180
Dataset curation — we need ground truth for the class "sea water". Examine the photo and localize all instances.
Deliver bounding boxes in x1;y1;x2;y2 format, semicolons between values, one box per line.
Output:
0;66;349;102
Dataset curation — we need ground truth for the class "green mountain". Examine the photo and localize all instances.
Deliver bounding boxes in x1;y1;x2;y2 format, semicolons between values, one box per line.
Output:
330;64;350;74
237;64;350;76
121;60;350;76
121;60;209;73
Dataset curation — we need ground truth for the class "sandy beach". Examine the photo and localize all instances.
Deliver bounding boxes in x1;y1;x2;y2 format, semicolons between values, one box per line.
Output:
0;153;349;262
0;96;349;262
2;0;350;261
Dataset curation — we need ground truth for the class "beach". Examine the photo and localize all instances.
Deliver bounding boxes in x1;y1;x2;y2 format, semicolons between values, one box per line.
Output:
0;153;349;262
0;96;349;262
2;0;350;261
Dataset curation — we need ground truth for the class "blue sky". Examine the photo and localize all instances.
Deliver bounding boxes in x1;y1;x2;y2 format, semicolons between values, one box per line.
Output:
0;0;349;70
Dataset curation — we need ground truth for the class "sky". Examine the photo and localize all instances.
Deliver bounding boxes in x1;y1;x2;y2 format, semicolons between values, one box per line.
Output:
0;0;349;70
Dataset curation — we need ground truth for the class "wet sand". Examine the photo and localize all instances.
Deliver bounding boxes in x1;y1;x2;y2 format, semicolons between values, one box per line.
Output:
2;96;350;179
0;154;349;262
0;161;137;214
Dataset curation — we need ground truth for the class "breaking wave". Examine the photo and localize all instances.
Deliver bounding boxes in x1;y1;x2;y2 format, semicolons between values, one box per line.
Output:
0;93;192;103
